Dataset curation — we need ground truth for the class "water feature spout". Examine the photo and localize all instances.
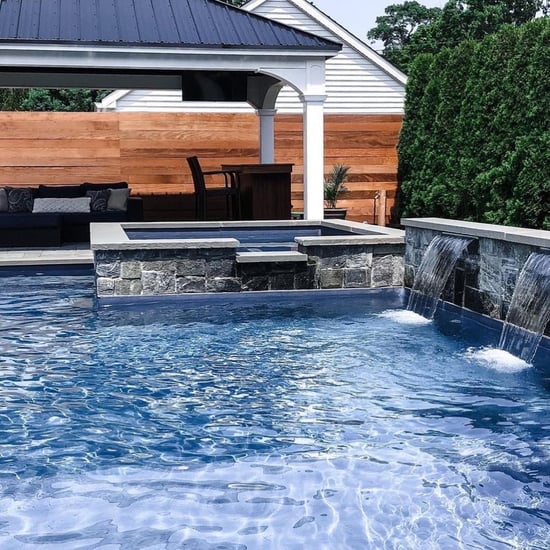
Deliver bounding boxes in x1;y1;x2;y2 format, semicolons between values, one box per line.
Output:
408;235;473;319
499;253;550;363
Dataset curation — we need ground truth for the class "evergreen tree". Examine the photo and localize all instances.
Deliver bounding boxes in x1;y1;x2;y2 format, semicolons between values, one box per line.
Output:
398;18;550;229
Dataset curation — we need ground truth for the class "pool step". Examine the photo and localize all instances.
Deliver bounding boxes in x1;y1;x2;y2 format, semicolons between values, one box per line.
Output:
236;251;308;263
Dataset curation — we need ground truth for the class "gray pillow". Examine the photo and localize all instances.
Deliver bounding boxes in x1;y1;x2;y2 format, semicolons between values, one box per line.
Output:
0;188;7;212
107;188;130;211
86;189;110;212
33;197;91;213
7;187;34;212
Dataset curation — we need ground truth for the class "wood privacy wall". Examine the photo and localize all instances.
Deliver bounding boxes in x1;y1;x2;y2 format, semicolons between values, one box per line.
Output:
0;112;402;223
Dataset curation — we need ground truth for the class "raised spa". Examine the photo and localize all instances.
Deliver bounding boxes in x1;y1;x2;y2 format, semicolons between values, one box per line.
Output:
91;220;405;298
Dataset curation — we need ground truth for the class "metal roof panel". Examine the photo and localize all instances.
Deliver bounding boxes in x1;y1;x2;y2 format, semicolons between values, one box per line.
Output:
0;0;341;50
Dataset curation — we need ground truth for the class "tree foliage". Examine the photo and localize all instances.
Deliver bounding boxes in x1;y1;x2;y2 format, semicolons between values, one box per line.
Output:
397;18;550;230
368;0;545;72
0;88;109;112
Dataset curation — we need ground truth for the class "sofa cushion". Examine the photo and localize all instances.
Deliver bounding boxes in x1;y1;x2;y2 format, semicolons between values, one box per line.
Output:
60;211;127;225
0;188;7;212
86;189;110;212
107;188;130;211
6;187;34;212
83;181;128;191
33;197;91;213
0;212;60;228
38;184;83;198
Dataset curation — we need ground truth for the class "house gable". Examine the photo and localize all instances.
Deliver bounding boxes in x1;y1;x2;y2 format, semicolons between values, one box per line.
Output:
97;0;406;114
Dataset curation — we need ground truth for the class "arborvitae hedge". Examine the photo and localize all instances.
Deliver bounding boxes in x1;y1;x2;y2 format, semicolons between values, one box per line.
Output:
397;18;549;230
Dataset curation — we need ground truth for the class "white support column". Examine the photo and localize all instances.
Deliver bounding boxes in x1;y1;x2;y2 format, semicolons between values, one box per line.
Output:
255;58;330;219
302;94;326;220
258;108;277;164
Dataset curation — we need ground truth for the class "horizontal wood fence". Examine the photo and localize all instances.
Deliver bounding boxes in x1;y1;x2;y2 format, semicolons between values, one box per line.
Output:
0;112;402;223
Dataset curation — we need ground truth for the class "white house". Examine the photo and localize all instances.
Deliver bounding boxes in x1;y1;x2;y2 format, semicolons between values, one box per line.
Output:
96;0;406;115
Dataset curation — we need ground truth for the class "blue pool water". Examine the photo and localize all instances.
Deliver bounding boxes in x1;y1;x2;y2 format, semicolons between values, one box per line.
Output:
125;225;364;252
0;274;549;549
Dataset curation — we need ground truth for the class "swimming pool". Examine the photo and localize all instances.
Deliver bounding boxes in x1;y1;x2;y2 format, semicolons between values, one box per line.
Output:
0;273;548;548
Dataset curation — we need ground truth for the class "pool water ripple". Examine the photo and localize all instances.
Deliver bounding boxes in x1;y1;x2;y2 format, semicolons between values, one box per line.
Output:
0;275;549;548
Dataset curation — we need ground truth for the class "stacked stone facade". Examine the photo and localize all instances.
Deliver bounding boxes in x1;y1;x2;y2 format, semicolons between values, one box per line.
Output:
94;242;405;298
404;224;549;335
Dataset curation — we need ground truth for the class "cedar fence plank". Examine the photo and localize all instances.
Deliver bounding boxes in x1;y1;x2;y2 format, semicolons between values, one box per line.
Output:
0;112;402;223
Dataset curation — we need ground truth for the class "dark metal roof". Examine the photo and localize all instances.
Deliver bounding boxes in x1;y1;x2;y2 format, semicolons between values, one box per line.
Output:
0;0;341;50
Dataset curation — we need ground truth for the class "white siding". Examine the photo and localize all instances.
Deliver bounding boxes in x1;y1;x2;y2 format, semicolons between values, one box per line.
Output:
106;89;254;113
253;0;404;113
97;0;405;114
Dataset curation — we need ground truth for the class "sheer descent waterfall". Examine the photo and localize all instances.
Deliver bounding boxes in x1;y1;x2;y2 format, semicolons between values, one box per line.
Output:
499;253;550;363
408;235;473;319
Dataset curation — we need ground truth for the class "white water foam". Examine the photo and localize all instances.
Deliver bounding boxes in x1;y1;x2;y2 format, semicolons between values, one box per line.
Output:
378;309;432;326
465;347;532;373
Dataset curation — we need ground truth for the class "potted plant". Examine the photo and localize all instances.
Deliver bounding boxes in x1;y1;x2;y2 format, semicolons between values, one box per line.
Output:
324;163;350;219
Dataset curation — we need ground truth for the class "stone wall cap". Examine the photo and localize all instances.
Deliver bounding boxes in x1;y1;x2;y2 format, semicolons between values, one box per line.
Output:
91;221;405;250
90;223;238;250
92;239;239;250
401;218;550;248
296;235;404;246
236;251;308;263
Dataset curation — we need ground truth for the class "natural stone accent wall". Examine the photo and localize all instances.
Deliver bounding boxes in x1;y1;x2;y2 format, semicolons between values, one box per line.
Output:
237;261;312;291
404;224;549;335
95;248;240;297
94;242;405;297
302;243;405;289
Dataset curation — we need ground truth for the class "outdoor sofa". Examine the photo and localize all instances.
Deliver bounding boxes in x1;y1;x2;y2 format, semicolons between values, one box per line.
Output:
0;182;143;247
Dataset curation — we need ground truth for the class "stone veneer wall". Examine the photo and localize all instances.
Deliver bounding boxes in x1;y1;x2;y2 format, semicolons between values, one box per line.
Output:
95;248;241;297
300;243;404;289
94;242;405;298
403;220;550;336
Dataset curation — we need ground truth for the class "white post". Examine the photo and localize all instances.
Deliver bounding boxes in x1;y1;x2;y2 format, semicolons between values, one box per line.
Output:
302;94;326;220
258;108;276;164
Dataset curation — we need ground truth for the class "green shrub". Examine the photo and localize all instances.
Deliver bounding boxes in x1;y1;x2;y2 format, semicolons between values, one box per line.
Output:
397;18;549;229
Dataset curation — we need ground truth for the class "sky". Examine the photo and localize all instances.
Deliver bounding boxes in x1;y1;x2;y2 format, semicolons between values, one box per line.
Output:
311;0;447;48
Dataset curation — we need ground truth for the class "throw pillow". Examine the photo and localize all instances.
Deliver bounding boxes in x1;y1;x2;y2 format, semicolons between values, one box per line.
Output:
0;188;7;212
86;189;110;212
107;188;130;211
6;187;34;212
32;197;91;213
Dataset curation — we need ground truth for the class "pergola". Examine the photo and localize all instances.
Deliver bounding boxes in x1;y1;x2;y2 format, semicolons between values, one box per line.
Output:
0;0;341;219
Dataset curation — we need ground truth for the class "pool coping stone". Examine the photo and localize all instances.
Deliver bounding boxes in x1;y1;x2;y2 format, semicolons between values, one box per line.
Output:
402;218;550;248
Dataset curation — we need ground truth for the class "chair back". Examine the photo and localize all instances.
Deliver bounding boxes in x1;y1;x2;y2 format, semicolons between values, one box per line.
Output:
187;156;206;193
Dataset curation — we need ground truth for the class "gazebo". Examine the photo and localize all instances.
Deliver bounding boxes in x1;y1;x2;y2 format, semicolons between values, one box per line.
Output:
0;0;341;219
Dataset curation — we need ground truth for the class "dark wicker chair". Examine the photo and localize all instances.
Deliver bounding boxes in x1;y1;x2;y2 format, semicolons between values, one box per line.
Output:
187;156;241;221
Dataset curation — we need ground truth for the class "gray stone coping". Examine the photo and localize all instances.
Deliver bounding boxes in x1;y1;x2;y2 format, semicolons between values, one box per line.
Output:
236;251;308;263
90;223;239;250
296;235;404;247
91;220;405;251
0;248;93;267
401;218;550;248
